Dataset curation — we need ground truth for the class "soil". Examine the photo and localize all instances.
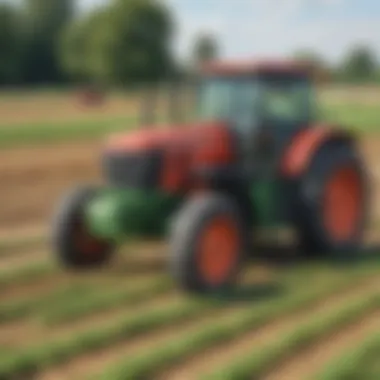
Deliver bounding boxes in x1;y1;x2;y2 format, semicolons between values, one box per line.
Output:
158;277;380;380
0;133;379;380
263;311;380;380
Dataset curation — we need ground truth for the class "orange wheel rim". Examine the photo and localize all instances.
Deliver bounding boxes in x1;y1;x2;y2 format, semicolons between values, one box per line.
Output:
197;216;239;287
323;166;362;242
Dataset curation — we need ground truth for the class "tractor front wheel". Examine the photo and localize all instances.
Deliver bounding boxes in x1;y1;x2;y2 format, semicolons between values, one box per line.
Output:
52;186;115;269
169;193;248;294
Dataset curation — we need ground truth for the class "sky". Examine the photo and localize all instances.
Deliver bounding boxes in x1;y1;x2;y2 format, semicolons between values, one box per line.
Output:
80;0;380;64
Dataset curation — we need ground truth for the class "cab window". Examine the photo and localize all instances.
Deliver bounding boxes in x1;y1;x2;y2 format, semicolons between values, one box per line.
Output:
259;77;313;123
197;76;259;131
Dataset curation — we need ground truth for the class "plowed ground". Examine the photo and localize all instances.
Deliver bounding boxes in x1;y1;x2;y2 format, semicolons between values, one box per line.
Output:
0;104;379;379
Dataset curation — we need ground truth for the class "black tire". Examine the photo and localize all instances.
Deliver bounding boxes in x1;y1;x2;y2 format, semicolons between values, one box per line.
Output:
293;141;369;258
169;193;249;294
52;185;115;269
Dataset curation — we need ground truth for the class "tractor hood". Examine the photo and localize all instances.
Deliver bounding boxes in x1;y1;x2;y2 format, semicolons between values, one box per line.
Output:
103;121;236;192
104;121;230;154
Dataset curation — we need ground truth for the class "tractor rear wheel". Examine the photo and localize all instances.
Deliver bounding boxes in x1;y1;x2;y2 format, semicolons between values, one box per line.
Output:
294;142;369;258
169;193;248;294
52;185;115;269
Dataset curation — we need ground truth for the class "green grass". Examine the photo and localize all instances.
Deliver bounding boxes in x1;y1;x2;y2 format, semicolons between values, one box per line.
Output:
0;116;136;149
205;292;380;380
0;258;378;379
1;102;379;149
0;236;46;259
316;332;380;380
0;283;100;323
322;104;380;132
0;247;155;292
94;267;380;380
0;262;54;291
38;276;172;325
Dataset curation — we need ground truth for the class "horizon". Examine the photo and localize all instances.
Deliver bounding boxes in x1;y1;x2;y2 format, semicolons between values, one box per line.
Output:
78;0;380;64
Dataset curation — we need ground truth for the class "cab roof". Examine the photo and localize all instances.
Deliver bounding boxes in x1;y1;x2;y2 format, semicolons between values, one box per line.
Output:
201;60;312;77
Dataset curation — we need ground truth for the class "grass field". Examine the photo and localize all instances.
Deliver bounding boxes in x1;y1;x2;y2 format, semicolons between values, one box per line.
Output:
0;86;380;149
0;86;379;380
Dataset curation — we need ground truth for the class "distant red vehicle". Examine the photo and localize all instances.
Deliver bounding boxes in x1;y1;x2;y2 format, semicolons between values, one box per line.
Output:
77;86;105;107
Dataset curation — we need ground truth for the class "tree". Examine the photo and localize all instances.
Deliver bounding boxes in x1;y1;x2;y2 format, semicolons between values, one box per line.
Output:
21;0;75;84
292;49;331;82
192;33;219;66
0;3;22;84
61;0;175;86
293;49;324;67
339;45;378;82
60;8;107;82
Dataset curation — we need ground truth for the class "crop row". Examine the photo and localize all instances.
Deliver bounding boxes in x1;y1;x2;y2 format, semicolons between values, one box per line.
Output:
39;266;337;326
0;262;53;291
0;254;324;324
38;276;172;325
0;270;170;325
0;246;159;294
0;235;45;259
0;282;97;323
1;260;378;379
316;331;380;380
94;277;380;380
205;292;380;380
9;250;380;325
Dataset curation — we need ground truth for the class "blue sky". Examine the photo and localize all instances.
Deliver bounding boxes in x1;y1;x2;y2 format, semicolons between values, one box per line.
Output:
79;0;380;63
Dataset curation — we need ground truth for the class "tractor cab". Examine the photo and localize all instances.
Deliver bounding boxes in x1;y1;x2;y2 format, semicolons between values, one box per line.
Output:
198;62;315;129
196;61;316;175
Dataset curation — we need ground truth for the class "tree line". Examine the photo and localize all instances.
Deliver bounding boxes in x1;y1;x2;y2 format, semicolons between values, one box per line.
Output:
0;0;378;87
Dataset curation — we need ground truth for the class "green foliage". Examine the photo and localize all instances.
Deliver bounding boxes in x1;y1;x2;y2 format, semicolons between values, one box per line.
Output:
20;0;75;84
293;49;326;70
61;0;175;85
0;3;23;84
192;33;219;66
338;45;378;83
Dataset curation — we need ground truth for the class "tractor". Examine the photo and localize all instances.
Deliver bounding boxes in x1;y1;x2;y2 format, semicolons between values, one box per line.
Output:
52;60;369;294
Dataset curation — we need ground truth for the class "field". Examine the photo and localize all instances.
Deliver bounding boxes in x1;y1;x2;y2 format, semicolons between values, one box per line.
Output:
0;86;379;380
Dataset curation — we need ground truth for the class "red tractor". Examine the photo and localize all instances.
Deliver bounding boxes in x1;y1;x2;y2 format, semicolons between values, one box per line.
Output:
52;60;369;294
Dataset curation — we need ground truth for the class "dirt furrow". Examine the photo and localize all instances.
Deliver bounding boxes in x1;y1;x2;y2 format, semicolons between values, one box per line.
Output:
0;249;48;272
158;277;380;380
36;268;275;380
37;275;378;380
263;310;380;380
